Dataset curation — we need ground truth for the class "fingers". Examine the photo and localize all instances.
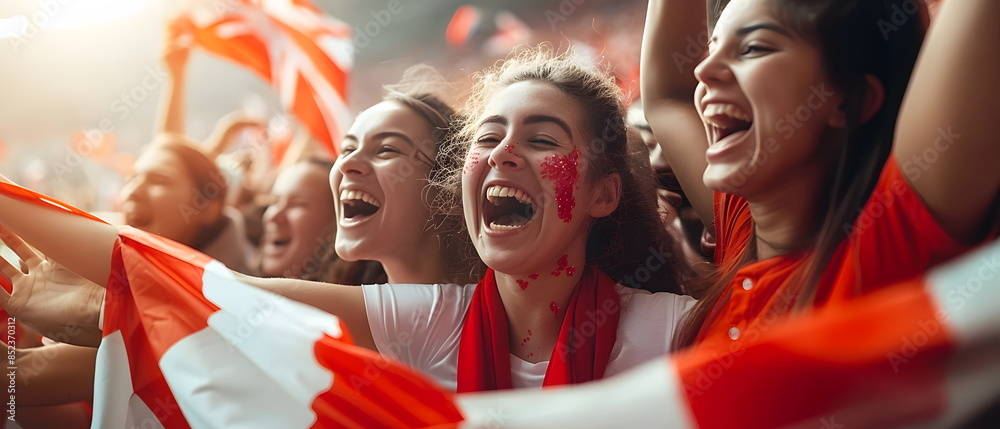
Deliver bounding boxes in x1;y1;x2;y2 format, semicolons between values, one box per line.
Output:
0;256;17;299
0;225;42;267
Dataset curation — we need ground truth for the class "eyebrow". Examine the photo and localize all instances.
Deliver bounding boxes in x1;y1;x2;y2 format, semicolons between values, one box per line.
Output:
736;23;792;38
341;131;416;147
479;114;574;137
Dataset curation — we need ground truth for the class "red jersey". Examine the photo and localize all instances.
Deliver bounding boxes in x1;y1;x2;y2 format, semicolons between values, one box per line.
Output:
697;158;971;352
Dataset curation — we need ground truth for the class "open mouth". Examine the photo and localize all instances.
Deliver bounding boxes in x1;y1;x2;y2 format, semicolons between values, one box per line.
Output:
340;189;382;221
704;104;753;144
483;185;536;231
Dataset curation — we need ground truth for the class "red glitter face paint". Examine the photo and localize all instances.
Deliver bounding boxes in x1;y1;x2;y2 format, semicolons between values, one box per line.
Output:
516;279;529;290
539;148;580;223
504;144;514;153
528;273;539;280
550;301;560;318
463;150;481;175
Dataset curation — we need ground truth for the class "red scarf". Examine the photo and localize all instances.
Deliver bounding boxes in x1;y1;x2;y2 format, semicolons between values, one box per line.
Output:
456;267;621;392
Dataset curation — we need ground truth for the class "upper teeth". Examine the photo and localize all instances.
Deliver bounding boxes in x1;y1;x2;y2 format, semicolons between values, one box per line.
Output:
340;189;381;207
703;104;752;127
486;185;534;206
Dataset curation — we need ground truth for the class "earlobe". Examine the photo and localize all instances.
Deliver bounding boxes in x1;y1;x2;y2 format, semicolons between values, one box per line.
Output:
588;174;622;218
828;75;885;128
828;110;847;128
860;74;885;124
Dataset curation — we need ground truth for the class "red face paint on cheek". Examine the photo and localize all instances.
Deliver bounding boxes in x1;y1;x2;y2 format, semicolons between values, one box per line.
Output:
528;273;539;280
540;149;580;223
550;301;560;318
516;279;529;290
463;150;481;175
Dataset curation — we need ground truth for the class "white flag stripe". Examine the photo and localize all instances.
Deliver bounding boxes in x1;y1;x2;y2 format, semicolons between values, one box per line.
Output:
162;327;318;428
201;261;342;399
926;239;1000;347
92;331;166;429
456;358;695;428
156;260;342;428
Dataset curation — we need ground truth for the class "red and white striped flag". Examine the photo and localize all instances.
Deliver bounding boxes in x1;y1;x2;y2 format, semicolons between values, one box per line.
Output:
456;239;1000;428
0;182;998;428
182;0;353;157
0;183;462;428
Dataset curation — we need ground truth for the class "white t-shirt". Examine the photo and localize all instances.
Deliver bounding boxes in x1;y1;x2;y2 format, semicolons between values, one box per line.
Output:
363;282;695;391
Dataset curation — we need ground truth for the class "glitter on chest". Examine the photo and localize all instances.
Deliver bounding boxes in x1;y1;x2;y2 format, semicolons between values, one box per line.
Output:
540;148;580;223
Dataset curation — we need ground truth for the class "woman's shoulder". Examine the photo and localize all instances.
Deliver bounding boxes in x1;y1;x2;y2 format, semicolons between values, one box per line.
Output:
616;285;696;319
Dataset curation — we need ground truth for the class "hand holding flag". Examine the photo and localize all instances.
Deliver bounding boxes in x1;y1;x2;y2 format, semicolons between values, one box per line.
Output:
0;225;104;347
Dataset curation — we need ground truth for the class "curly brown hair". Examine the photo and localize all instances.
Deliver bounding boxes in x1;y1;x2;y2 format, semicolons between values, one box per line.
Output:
432;46;687;293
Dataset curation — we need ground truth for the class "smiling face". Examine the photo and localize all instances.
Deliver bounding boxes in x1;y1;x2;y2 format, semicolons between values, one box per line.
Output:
330;100;437;263
120;147;208;247
463;80;612;275
260;162;336;277
694;0;845;196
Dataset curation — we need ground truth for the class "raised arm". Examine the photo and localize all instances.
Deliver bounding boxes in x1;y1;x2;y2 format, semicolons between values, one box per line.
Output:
202;111;266;160
894;0;1000;243
155;16;193;138
640;0;714;227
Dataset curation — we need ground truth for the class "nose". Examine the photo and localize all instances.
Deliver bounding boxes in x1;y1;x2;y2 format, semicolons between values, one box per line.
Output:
119;177;146;202
693;48;733;86
262;198;287;225
486;141;524;171
336;149;372;177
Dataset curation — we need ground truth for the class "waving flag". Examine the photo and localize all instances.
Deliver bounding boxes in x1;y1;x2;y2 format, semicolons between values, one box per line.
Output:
457;240;1000;428
0;183;462;429
0;181;998;428
182;0;353;157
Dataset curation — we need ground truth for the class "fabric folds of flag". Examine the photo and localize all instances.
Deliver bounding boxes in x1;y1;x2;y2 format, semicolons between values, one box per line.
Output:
184;0;353;157
456;239;1000;428
0;183;463;429
93;227;464;428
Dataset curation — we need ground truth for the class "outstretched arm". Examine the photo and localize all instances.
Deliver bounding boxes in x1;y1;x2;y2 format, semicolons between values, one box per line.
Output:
894;0;1000;243
0;179;117;286
641;0;714;227
16;344;97;405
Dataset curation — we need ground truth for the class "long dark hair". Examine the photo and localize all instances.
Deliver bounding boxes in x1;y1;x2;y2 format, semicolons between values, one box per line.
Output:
445;47;686;294
675;0;926;348
387;66;487;284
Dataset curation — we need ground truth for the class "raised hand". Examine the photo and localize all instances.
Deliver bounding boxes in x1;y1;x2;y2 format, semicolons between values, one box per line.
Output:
0;226;103;347
163;14;195;73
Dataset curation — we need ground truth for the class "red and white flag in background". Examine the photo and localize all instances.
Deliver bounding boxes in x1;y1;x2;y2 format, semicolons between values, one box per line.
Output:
181;0;353;158
0;182;998;428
